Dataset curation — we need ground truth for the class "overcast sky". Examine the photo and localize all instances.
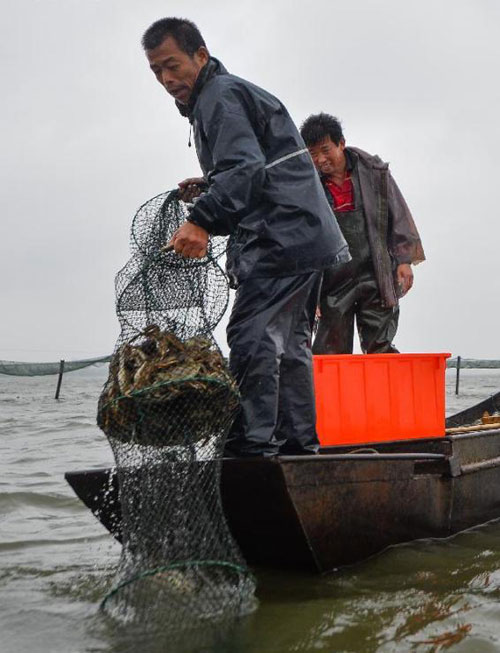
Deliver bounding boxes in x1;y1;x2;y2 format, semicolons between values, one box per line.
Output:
1;0;499;361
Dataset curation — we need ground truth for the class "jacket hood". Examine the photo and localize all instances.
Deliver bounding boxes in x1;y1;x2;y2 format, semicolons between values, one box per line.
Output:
176;57;227;121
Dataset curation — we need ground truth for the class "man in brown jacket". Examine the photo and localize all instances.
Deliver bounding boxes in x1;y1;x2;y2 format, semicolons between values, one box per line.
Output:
300;113;425;354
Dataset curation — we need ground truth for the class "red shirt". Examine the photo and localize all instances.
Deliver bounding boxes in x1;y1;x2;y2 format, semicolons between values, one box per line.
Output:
325;175;355;212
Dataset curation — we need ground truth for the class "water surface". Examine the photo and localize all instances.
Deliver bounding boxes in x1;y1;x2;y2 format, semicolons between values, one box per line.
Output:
1;367;499;652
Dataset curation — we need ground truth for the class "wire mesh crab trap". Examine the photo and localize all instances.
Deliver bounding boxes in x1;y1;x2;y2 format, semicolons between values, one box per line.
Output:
97;190;256;629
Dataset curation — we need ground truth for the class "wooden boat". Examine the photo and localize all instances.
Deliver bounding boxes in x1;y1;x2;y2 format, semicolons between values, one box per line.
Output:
65;419;500;573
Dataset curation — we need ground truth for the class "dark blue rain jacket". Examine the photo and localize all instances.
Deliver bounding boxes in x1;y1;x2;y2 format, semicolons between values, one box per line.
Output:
178;58;349;281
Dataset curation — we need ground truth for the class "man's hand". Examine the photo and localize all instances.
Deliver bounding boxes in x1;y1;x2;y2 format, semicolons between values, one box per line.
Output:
168;221;209;259
178;177;206;203
396;264;414;296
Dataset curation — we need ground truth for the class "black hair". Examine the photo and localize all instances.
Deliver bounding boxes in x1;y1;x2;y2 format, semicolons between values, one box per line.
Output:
141;17;207;55
300;113;344;146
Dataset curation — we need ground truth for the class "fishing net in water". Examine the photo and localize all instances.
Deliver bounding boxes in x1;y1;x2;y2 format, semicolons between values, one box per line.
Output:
97;190;256;630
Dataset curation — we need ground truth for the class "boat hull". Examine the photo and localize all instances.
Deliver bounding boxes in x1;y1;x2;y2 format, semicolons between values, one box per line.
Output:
65;430;500;573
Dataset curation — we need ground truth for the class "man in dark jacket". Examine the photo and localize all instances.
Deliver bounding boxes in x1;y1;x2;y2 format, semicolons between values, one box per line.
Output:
142;19;349;456
300;113;425;354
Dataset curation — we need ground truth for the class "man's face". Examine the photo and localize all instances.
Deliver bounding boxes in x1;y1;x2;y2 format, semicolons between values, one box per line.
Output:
308;136;346;178
146;36;209;105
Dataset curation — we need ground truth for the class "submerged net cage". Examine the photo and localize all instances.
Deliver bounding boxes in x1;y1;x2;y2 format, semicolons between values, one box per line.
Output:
97;190;256;632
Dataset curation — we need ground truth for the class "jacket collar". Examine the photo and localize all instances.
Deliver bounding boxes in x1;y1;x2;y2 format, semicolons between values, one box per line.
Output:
176;57;226;122
347;146;388;170
344;147;357;172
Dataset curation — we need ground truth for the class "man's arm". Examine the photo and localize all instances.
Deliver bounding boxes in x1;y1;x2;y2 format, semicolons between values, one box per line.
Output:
387;171;425;295
387;171;425;267
187;90;267;236
170;178;209;257
169;91;267;257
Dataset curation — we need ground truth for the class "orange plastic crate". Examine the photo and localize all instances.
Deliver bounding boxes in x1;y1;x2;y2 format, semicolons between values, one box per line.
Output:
313;353;450;445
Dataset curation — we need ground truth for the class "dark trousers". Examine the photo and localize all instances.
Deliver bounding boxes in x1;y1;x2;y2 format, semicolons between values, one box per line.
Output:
313;270;399;354
225;271;322;457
